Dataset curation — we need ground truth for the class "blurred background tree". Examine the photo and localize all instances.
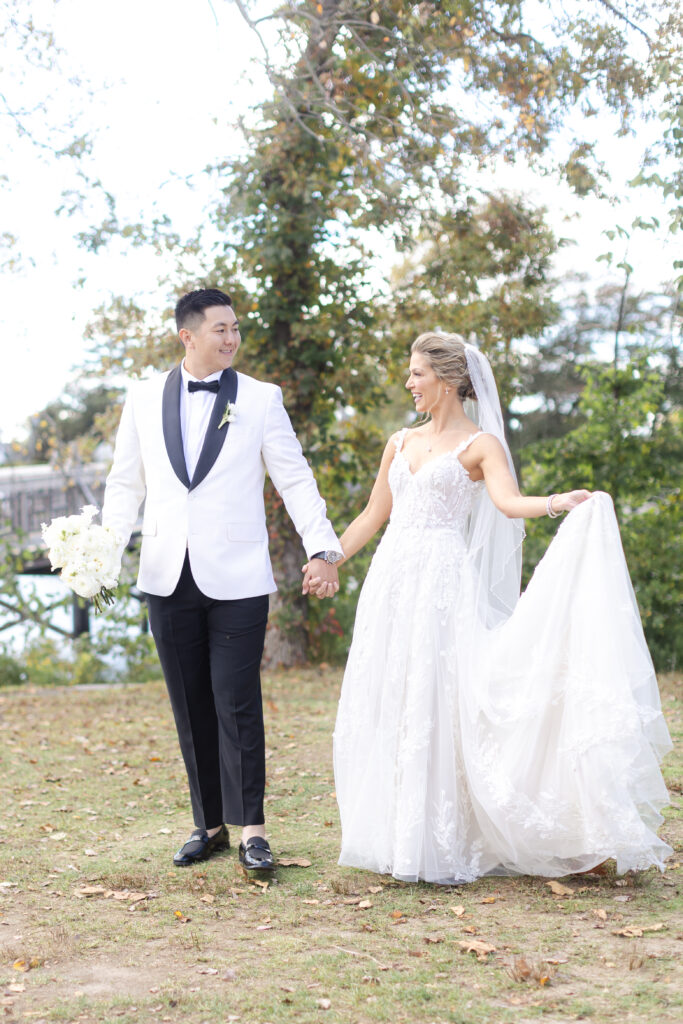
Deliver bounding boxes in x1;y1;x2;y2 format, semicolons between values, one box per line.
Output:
5;1;680;671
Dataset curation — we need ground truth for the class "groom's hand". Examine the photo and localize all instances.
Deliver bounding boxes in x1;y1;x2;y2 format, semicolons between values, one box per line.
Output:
302;559;339;600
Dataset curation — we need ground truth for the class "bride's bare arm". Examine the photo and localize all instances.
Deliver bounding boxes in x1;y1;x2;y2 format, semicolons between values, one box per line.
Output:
469;435;591;519
337;436;398;562
304;436;397;592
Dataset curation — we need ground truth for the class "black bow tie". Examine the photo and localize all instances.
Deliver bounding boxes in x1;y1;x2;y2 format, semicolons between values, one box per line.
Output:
188;379;220;393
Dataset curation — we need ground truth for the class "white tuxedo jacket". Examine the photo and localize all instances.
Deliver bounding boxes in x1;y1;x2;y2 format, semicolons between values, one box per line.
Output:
102;365;340;599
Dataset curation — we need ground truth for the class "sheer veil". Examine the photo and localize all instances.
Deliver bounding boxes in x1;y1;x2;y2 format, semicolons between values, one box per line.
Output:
463;343;525;627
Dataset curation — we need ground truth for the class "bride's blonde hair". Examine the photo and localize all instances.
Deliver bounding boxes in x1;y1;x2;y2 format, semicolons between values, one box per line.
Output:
411;332;477;401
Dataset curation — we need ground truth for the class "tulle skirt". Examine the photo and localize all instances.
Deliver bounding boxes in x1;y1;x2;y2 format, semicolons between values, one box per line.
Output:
333;493;672;883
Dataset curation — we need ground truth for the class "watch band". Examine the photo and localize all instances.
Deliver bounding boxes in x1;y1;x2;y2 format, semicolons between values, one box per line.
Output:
311;550;342;564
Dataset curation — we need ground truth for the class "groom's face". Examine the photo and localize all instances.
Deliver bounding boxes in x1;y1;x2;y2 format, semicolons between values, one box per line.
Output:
181;305;242;378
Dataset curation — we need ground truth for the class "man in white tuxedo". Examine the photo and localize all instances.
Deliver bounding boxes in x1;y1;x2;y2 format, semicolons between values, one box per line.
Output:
103;288;342;870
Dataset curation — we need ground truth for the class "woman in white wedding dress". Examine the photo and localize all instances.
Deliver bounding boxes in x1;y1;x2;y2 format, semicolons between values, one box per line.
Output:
327;333;672;884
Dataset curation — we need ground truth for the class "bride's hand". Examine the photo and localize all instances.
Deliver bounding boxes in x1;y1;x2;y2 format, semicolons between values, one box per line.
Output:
301;562;338;599
554;489;592;513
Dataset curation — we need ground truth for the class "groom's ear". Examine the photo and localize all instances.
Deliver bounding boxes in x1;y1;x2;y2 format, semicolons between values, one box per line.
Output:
179;328;192;349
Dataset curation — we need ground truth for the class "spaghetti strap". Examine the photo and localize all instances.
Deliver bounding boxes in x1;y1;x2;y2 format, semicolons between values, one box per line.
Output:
456;430;484;456
393;428;409;454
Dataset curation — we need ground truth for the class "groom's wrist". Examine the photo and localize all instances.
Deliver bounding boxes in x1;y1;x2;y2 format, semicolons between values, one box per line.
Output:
310;550;343;565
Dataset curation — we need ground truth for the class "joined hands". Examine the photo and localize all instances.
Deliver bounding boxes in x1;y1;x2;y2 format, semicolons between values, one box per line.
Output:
301;558;339;600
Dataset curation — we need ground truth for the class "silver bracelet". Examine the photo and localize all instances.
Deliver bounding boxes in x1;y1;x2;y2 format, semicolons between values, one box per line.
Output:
547;494;561;518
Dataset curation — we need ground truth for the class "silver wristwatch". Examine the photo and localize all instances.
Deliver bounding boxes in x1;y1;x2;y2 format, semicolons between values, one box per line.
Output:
310;550;343;565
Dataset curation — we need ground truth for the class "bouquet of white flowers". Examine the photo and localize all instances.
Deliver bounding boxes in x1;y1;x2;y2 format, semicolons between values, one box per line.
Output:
41;505;121;613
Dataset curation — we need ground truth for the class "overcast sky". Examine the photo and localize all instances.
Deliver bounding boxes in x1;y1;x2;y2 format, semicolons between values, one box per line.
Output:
0;0;678;444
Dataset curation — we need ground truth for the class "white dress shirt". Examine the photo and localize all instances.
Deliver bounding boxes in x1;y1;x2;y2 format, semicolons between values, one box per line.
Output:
180;362;223;480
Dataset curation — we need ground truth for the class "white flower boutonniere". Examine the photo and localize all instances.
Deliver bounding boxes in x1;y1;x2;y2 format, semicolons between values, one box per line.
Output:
218;401;237;430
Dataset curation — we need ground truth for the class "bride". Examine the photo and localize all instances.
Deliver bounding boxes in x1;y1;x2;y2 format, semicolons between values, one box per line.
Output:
314;333;671;884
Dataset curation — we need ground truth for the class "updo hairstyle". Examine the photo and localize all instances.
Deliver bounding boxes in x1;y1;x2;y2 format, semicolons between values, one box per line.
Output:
411;332;477;402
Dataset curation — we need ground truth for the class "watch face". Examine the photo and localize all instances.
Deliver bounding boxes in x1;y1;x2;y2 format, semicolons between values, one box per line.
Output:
326;551;342;564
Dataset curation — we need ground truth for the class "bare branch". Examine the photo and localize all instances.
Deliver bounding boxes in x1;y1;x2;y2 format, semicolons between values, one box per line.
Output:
595;0;652;43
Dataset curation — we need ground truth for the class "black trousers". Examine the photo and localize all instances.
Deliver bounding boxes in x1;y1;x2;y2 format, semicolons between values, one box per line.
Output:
145;553;269;829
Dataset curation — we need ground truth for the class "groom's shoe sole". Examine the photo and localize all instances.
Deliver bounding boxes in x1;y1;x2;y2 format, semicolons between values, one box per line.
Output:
173;825;230;867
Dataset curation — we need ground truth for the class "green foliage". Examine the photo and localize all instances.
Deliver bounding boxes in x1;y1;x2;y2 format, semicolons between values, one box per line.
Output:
81;1;683;664
0;648;27;687
6;384;122;466
19;636;111;687
22;638;71;687
522;355;683;670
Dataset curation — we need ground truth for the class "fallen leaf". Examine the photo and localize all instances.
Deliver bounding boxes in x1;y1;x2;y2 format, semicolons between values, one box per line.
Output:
74;885;108;898
174;911;190;923
256;924;273;931
391;910;403;919
423;935;444;944
450;905;465;917
593;909;608;921
613;923;666;938
408;950;424;957
357;900;372;909
463;925;478;934
12;958;41;972
302;899;319;905
316;998;331;1010
277;858;312;868
481;896;496;904
546;880;576;897
458;939;496;961
250;878;270;890
112;890;148;903
197;967;218;975
7;983;25;993
83;849;97;857
368;885;383;894
200;894;215;904
49;832;67;841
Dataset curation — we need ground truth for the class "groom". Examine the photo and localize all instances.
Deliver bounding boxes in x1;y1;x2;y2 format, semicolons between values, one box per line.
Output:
102;288;342;870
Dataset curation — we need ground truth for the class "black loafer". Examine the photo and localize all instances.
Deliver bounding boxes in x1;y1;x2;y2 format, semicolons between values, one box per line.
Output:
238;836;275;871
173;824;230;867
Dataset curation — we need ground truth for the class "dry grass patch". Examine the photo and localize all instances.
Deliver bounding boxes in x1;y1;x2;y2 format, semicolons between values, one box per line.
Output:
0;667;681;1024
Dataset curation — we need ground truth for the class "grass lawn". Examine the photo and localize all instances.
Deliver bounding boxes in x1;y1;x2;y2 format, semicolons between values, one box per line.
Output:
0;667;681;1024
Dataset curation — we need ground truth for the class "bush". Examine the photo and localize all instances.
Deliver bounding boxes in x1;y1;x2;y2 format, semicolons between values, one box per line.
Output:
0;650;27;687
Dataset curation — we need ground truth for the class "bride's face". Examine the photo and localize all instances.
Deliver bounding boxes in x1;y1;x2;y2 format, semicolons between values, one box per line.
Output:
406;352;442;414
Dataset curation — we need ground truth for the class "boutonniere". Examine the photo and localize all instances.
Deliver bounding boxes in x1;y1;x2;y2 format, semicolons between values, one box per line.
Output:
218;402;237;430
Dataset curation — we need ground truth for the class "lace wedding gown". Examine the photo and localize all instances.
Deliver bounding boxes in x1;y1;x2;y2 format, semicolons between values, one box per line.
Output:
333;430;672;883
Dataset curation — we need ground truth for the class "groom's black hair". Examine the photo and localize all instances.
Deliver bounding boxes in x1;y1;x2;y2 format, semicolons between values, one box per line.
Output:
175;288;233;332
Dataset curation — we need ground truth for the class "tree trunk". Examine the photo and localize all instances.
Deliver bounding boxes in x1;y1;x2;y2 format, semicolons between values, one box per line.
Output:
262;485;309;669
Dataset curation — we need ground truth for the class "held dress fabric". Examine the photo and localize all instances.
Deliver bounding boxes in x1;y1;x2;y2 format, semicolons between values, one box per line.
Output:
333;431;672;883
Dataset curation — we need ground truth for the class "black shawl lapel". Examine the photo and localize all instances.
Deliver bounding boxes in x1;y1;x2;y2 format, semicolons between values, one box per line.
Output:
189;367;238;492
162;365;191;489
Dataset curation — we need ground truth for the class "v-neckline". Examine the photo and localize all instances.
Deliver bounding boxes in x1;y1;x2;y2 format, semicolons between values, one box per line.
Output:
397;431;483;477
